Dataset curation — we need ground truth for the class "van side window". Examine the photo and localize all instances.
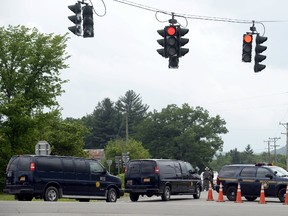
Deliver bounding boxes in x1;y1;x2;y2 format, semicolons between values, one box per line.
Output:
185;162;193;173
37;157;62;172
174;162;182;176
62;158;74;172
75;159;89;173
180;162;187;175
90;161;104;173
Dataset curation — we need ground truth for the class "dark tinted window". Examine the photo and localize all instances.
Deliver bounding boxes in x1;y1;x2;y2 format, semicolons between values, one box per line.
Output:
127;161;141;174
219;166;242;178
240;167;256;177
75;159;89;173
174;162;181;176
185;162;194;173
141;161;155;174
256;167;271;178
180;162;187;175
90;161;104;173
158;161;175;178
18;157;30;171
62;158;74;172
37;157;62;172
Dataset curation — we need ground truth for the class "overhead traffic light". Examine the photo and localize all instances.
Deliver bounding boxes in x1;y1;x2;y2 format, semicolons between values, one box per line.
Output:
242;33;253;62
82;5;94;38
157;25;189;68
68;2;82;36
254;34;267;72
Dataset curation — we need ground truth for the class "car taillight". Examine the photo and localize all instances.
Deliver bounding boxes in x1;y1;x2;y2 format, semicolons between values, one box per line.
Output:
30;162;35;171
155;166;160;174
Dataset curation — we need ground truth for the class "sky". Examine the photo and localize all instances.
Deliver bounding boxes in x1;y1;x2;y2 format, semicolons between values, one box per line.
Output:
1;0;288;153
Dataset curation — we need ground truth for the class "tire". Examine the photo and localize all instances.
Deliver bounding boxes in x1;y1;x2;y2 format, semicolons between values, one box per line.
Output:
245;196;257;201
226;186;237;201
161;185;171;201
129;193;139;202
106;188;117;202
44;186;59;202
193;185;201;199
278;187;286;203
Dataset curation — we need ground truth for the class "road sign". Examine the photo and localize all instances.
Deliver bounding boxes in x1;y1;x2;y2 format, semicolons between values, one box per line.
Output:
35;140;51;155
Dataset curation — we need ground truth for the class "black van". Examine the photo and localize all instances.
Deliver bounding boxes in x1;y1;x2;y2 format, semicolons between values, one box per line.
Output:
3;155;124;202
124;159;202;201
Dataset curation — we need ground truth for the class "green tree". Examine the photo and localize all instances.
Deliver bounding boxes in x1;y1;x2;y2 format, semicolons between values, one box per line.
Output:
82;98;121;149
134;103;228;169
241;144;255;163
116;90;149;141
0;25;69;154
104;138;150;174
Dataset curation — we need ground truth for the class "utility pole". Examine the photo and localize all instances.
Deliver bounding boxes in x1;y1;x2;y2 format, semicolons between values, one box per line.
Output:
280;122;288;170
264;140;271;163
269;137;280;163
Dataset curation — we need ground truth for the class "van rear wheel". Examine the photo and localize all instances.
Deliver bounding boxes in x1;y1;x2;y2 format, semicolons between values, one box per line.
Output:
161;185;171;201
44;186;59;202
129;193;139;202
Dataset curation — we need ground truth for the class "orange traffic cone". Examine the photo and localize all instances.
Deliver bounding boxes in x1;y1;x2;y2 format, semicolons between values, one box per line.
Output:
216;182;225;202
207;182;214;201
283;184;288;205
259;183;266;204
235;183;243;203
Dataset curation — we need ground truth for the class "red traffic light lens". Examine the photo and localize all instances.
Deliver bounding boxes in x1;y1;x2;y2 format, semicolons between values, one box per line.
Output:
167;26;176;36
243;34;252;43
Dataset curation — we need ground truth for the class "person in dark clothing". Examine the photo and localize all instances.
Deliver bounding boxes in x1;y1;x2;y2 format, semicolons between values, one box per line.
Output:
203;167;211;191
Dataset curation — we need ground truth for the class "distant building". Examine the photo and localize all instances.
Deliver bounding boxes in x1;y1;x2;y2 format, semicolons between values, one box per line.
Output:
84;149;105;161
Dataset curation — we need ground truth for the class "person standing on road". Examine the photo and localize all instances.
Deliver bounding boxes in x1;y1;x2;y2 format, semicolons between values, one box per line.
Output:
203;167;211;191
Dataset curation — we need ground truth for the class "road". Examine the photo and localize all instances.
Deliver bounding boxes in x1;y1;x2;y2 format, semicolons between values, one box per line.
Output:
0;191;287;216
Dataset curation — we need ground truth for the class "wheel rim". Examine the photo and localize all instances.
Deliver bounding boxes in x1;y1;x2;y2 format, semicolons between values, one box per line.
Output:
165;187;170;199
109;190;117;202
48;190;57;201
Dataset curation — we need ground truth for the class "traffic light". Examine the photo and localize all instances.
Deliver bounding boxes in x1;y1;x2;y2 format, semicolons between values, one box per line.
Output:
254;34;267;72
177;27;189;57
242;33;253;62
68;2;82;36
82;5;94;38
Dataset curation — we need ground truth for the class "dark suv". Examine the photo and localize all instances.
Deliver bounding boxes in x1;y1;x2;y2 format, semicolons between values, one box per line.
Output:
124;159;202;201
216;163;288;202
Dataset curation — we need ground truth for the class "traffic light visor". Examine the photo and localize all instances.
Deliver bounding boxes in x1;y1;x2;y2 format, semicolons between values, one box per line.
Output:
244;34;252;43
167;26;176;36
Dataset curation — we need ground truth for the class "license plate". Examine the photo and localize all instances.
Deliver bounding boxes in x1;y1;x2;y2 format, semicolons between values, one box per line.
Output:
19;176;26;181
127;180;133;185
143;178;150;183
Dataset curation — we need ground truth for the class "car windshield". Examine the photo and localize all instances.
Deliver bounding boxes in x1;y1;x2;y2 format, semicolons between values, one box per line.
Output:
269;166;288;177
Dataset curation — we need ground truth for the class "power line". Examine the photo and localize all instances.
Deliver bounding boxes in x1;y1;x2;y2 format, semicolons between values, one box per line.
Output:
111;0;288;25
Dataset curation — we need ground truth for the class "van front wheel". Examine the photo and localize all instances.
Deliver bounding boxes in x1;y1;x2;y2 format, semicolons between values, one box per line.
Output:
44;186;59;202
161;185;171;201
106;188;117;202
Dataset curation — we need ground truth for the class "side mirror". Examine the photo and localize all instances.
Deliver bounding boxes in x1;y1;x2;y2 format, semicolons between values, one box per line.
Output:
265;173;273;179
